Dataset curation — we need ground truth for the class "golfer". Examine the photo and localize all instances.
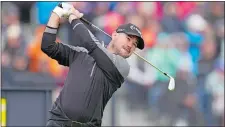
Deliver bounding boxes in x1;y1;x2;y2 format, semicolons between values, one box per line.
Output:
42;3;144;127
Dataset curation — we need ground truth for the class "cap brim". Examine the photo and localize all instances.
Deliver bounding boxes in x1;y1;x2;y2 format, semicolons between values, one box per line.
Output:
125;32;145;50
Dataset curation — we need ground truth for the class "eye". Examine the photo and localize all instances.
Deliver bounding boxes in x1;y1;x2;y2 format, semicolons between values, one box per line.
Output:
127;37;130;41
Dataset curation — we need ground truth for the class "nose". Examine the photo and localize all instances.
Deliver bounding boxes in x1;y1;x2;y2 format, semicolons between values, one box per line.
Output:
127;40;133;49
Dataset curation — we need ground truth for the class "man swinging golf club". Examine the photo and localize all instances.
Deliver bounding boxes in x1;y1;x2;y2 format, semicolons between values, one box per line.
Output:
42;3;144;127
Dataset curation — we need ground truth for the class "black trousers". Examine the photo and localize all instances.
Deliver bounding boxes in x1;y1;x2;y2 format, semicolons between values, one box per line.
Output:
46;102;93;127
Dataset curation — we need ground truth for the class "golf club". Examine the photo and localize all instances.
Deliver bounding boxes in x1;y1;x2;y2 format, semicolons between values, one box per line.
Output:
80;17;175;91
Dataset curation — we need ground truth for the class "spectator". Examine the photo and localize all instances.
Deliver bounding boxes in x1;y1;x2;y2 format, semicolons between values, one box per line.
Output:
2;22;28;71
185;14;207;74
173;33;194;73
176;2;197;20
14;2;34;23
197;38;217;125
94;11;125;44
205;59;224;126
103;11;125;36
160;2;185;33
204;2;224;25
1;2;20;51
142;19;161;48
155;61;204;126
26;26;63;78
145;33;181;113
136;2;157;19
170;33;204;126
112;2;136;17
146;33;180;82
214;19;224;60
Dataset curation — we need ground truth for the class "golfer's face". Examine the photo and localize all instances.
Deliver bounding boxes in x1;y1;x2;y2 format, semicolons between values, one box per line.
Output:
116;33;138;58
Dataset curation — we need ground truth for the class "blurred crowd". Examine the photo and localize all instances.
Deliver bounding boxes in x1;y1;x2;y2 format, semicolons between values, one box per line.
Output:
1;1;224;126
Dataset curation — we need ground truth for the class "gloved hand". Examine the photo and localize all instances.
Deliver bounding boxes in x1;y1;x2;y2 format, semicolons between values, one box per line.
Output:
52;2;73;18
67;6;84;20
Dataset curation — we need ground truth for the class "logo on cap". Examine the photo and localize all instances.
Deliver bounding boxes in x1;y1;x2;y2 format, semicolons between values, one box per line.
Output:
117;28;125;32
130;25;142;37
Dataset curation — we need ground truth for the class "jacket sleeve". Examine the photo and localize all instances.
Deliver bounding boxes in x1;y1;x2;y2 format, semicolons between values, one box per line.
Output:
41;26;86;66
70;19;130;84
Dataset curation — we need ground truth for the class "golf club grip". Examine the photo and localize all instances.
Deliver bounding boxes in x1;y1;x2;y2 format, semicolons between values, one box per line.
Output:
80;18;92;26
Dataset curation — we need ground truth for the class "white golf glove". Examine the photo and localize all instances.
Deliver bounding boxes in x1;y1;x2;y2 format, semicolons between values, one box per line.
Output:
52;2;73;18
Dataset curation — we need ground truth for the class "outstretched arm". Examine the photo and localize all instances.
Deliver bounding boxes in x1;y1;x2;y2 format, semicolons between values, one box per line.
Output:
41;6;80;66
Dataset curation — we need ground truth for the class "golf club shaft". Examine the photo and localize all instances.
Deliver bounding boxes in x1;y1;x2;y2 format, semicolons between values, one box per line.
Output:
132;52;170;78
80;17;170;78
81;18;112;38
81;18;112;39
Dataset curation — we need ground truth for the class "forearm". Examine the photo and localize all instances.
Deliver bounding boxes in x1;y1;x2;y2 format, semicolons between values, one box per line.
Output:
41;13;60;50
41;12;79;66
47;12;60;29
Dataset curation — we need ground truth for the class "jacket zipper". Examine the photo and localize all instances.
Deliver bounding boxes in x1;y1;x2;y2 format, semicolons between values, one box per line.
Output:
90;62;96;77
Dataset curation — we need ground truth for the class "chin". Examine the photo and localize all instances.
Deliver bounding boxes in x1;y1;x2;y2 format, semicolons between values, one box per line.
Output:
120;53;131;58
118;50;131;58
124;56;130;58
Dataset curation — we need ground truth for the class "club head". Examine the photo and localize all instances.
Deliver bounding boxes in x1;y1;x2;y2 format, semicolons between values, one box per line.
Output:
168;76;175;91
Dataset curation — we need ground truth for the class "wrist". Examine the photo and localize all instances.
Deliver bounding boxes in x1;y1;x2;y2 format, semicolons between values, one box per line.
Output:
53;6;64;18
69;14;78;24
47;13;60;28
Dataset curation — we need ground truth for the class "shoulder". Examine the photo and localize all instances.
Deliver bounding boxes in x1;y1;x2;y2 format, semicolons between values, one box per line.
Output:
96;44;130;78
114;55;130;79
